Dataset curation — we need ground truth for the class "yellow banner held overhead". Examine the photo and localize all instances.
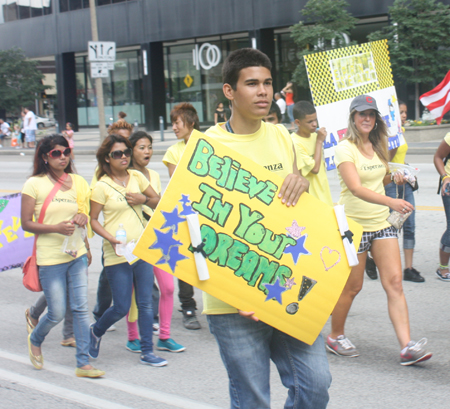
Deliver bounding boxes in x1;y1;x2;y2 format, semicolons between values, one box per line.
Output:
134;130;362;345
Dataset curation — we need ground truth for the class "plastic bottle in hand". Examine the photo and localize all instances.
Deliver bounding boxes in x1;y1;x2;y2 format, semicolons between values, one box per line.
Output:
115;224;127;256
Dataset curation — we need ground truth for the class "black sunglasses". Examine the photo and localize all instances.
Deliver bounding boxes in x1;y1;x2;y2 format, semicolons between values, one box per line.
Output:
109;148;132;159
48;147;72;158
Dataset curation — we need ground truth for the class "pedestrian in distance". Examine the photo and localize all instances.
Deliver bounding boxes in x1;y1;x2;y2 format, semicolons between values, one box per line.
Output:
21;134;104;378
326;95;432;366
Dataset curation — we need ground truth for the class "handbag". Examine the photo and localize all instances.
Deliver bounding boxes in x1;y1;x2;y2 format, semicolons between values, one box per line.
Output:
23;173;68;292
386;183;411;230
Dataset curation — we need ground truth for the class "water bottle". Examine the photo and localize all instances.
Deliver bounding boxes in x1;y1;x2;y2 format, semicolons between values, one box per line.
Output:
115;224;127;256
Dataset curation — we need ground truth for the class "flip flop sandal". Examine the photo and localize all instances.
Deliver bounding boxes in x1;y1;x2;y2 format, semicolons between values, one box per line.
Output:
436;268;450;281
61;338;77;347
27;333;43;370
25;309;36;334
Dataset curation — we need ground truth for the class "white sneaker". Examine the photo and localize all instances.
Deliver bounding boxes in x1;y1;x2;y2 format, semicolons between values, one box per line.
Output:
106;324;116;332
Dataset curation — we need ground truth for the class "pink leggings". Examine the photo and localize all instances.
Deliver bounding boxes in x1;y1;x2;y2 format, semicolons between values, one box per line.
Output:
127;266;174;341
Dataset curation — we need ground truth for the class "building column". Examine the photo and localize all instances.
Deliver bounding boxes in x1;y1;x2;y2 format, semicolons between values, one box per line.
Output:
55;52;78;132
141;42;166;131
249;29;276;90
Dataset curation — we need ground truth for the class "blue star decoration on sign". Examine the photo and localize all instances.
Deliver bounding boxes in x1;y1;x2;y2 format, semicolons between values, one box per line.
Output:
149;229;182;258
161;206;185;234
283;234;311;265
179;194;196;216
179;194;191;206
264;277;288;305
156;246;188;272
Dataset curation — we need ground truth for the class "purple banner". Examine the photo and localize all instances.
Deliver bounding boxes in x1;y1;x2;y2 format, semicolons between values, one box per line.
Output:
0;193;34;271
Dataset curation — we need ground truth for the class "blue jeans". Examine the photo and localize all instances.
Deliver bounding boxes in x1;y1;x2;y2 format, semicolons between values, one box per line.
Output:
207;314;331;409
385;182;415;249
287;104;294;123
93;259;154;354
441;193;450;252
30;255;90;368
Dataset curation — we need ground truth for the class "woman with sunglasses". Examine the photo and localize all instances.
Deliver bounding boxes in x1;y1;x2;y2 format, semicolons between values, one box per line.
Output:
21;134;104;378
326;95;431;366
127;131;186;354
89;134;166;366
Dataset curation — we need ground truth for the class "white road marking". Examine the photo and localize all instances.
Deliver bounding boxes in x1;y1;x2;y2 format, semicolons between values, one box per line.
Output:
0;368;132;409
0;349;223;409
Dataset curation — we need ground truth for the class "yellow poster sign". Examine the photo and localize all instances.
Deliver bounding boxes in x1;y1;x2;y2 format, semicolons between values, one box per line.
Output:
184;74;193;88
134;131;362;345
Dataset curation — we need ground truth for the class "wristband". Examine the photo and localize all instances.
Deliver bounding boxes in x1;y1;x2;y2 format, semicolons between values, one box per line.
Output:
442;175;450;182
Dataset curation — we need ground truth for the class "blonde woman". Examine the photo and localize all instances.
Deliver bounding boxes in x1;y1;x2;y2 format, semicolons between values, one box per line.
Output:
326;95;431;366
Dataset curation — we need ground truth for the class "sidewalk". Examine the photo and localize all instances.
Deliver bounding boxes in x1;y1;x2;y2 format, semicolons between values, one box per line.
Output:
0;126;443;156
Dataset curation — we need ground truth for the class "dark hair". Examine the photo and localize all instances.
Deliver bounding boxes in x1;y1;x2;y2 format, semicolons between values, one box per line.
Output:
96;134;132;180
118;111;127;119
129;131;153;147
398;100;407;107
293;101;316;121
108;119;133;135
268;101;282;123
66;122;73;128
170;102;200;131
32;134;74;178
222;48;272;90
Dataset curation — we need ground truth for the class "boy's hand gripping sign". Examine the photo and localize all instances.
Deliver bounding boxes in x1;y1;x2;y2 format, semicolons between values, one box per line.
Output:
134;131;362;345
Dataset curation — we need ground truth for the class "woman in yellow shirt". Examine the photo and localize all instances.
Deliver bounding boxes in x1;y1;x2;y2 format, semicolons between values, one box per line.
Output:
21;134;104;378
89;134;167;366
326;95;431;366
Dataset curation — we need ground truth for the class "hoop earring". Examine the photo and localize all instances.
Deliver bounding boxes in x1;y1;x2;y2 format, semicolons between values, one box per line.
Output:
45;161;48;165
374;122;378;130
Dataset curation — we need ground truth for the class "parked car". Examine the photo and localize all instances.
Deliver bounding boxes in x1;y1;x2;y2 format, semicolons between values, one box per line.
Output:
35;115;55;129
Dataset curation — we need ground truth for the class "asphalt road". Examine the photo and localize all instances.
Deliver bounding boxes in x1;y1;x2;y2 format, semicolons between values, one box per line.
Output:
1;152;450;408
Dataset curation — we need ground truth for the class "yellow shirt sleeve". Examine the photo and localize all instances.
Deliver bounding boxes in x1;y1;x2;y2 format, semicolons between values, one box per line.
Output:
334;139;355;167
162;141;185;167
444;133;450;176
291;132;315;176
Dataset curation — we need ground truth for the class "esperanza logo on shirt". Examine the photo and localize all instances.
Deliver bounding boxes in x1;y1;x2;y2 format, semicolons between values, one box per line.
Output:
360;164;385;171
264;163;284;172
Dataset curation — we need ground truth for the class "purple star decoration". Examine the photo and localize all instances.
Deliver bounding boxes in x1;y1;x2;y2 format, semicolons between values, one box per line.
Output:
283;234;311;265
264;277;288;304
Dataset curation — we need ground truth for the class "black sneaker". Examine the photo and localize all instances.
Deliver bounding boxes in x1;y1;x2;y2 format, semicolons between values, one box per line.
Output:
404;267;425;282
365;256;378;280
182;310;201;330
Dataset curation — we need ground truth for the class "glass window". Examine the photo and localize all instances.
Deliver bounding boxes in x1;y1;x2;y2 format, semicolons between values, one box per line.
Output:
18;0;30;19
59;0;68;12
43;0;51;14
69;0;82;10
97;0;110;6
31;0;43;17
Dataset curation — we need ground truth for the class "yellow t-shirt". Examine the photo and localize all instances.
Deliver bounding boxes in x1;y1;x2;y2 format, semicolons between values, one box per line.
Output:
291;132;333;206
202;121;296;315
162;140;186;167
91;170;150;266
391;127;408;164
335;139;390;232
444;133;450;176
22;174;89;266
142;168;162;218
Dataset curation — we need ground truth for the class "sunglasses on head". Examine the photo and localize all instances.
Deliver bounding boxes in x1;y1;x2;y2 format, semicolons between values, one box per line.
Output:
109;148;132;159
48;147;72;158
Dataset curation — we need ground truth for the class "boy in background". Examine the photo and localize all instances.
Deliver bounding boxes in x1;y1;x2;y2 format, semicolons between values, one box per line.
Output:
291;101;333;206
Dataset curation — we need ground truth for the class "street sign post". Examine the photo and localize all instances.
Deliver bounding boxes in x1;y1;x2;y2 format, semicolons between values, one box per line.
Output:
88;41;116;62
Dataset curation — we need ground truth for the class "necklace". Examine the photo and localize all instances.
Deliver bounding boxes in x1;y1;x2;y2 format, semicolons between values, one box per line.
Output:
113;175;128;187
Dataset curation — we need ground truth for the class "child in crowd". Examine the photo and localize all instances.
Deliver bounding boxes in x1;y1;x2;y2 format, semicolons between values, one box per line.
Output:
63;122;75;160
291;101;333;206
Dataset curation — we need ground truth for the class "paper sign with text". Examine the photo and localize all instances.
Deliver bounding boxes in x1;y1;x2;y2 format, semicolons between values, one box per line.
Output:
304;40;405;171
0;193;34;271
134;131;363;344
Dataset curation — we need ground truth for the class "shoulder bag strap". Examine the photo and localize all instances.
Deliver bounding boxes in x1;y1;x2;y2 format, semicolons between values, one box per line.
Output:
31;173;69;257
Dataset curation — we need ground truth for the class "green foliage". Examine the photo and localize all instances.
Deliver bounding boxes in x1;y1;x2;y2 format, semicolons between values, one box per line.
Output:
290;0;357;88
0;48;50;114
368;0;450;85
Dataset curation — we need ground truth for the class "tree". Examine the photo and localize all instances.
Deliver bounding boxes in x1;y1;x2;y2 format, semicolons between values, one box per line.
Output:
368;0;450;119
290;0;357;89
0;47;50;115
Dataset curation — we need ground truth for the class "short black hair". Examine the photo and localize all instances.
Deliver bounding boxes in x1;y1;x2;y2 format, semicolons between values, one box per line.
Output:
293;101;316;121
222;48;272;90
268;101;282;123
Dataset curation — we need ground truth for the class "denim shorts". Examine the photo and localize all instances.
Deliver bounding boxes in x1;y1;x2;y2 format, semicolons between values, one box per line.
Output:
358;226;398;253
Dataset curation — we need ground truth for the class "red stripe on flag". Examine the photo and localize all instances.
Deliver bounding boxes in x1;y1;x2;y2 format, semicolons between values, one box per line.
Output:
420;70;450;101
436;99;450;125
427;93;449;112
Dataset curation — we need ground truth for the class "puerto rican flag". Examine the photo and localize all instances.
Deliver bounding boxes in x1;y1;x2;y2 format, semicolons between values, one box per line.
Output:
420;70;450;125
